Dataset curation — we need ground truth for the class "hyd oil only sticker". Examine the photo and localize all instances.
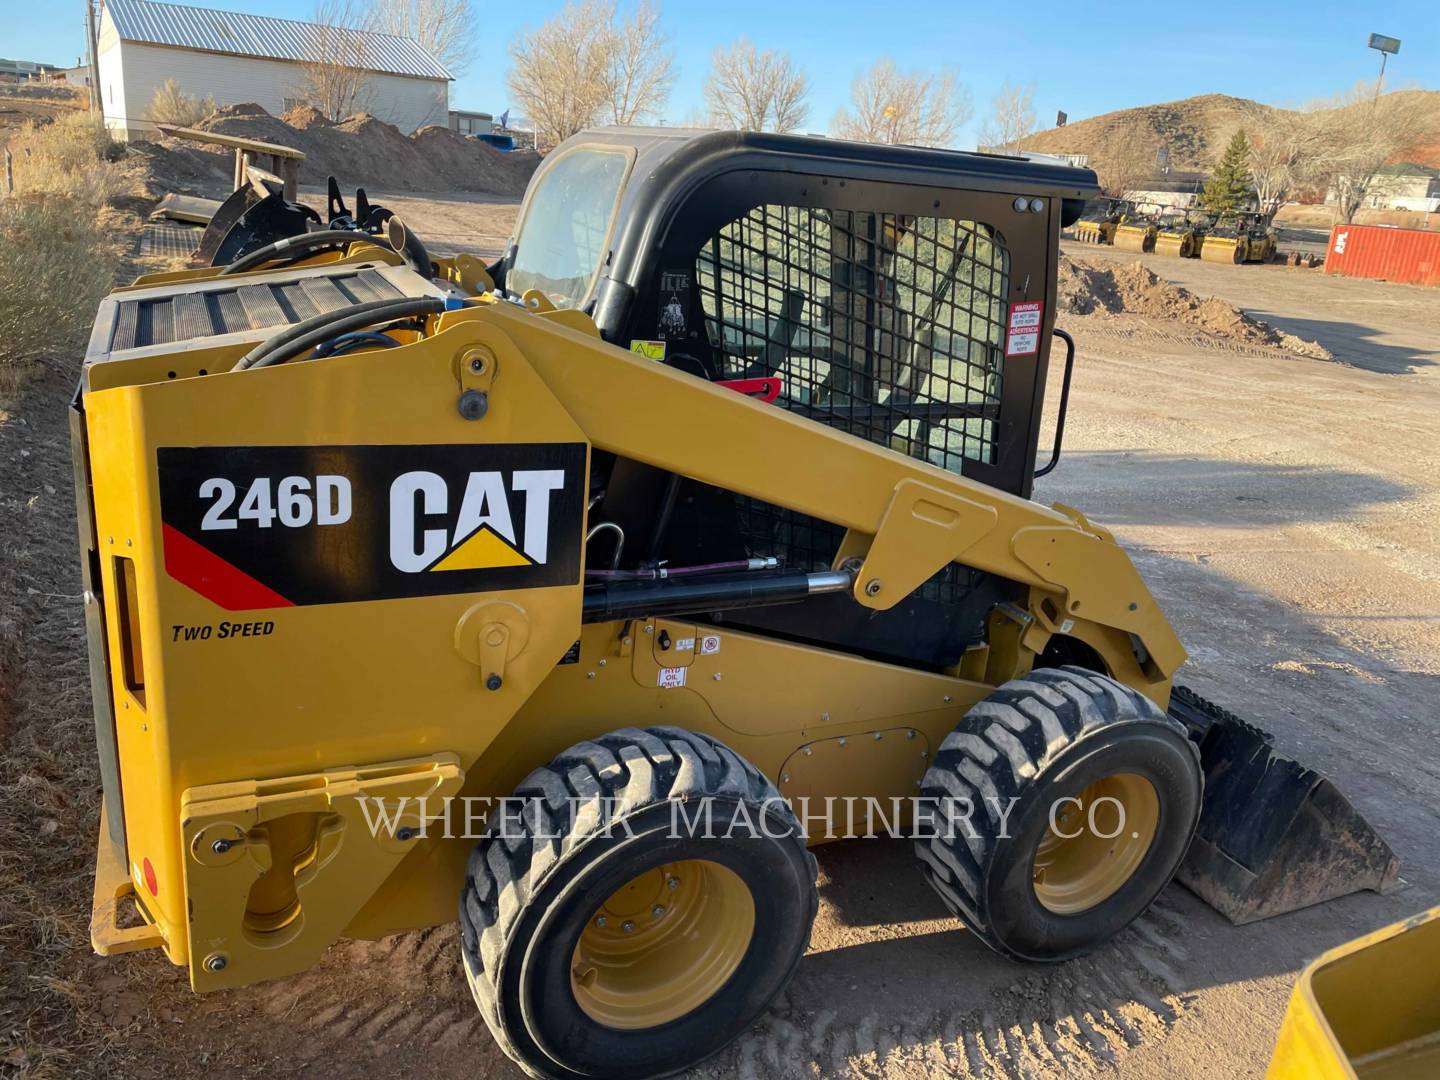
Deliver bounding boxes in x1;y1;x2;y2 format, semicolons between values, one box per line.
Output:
157;443;586;610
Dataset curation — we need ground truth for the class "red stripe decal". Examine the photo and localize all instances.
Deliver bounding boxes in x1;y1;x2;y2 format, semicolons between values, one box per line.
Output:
162;524;295;611
717;376;783;404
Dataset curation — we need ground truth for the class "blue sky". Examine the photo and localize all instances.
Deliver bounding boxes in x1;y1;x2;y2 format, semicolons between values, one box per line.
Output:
11;0;1437;147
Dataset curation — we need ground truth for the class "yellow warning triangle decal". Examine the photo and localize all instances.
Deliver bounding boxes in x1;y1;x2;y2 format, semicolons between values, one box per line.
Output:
430;524;532;572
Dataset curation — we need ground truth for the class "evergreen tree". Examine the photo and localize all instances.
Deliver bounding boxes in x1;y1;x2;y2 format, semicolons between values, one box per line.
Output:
1201;129;1254;217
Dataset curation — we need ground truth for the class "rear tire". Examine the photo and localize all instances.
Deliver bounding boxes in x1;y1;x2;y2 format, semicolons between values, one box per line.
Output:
459;727;817;1080
914;666;1202;961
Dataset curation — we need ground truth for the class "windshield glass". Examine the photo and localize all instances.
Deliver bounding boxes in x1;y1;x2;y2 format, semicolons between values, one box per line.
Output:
508;148;630;309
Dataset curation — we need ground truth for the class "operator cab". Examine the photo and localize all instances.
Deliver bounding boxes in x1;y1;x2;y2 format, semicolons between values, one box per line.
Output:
495;128;1096;498
493;128;1099;668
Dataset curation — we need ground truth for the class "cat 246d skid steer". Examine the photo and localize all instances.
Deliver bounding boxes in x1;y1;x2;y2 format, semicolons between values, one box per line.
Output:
74;130;1398;1079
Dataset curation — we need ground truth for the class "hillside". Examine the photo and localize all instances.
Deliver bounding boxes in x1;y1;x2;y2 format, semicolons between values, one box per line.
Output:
1020;94;1276;170
1021;90;1440;172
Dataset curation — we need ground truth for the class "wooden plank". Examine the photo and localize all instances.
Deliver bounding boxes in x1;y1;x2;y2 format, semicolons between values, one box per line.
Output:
281;157;299;202
156;124;305;161
151;193;222;225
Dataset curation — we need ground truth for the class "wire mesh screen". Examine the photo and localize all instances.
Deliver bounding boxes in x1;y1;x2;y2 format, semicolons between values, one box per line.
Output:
696;205;1010;471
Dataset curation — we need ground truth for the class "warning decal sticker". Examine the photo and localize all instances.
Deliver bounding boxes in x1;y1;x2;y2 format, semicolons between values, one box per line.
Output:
1004;300;1044;357
158;443;586;610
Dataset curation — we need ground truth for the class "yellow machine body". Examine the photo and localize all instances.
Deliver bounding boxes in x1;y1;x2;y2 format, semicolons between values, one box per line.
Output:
1111;223;1157;253
1199;235;1244;264
1154;227;1202;259
1267;907;1440;1080
1073;220;1117;245
80;256;1184;992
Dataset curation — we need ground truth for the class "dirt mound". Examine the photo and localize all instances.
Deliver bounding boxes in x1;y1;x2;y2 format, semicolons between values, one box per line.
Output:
124;140;232;199
141;103;539;199
1058;254;1333;359
280;103;334;129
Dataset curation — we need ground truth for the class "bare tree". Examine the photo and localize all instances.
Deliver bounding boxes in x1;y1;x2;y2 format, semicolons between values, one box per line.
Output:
1309;85;1436;223
369;0;478;76
507;1;675;149
1244;110;1323;218
978;81;1036;153
297;0;374;121
704;38;809;133
600;0;675;125
1093;123;1159;198
831;59;971;147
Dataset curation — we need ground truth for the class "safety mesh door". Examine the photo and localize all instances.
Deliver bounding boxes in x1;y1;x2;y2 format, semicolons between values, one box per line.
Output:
695;206;1009;472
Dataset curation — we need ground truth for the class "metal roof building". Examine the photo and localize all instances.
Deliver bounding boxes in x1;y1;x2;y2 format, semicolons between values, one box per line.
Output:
97;0;451;140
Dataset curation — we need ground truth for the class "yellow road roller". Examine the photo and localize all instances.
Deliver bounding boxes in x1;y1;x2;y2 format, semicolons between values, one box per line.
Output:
1154;210;1210;258
75;130;1398;1080
1111;203;1160;252
1072;198;1130;245
1201;213;1277;265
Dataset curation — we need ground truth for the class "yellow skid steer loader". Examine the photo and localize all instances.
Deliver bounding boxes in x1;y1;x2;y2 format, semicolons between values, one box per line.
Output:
74;130;1397;1079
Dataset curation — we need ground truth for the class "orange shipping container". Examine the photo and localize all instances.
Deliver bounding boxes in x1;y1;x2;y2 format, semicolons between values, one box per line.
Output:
1324;223;1440;287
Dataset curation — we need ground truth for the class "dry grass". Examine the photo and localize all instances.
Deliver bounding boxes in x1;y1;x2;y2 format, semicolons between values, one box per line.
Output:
0;196;122;370
0;112;137;380
145;78;215;128
6;110;140;210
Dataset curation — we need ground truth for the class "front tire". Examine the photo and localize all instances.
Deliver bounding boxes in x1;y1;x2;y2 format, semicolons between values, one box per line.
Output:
459;727;817;1079
915;666;1202;961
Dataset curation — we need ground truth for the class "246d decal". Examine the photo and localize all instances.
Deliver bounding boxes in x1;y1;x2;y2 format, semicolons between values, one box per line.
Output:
158;443;587;610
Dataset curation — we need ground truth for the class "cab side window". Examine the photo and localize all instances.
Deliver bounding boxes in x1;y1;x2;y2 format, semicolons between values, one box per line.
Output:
695;205;1009;471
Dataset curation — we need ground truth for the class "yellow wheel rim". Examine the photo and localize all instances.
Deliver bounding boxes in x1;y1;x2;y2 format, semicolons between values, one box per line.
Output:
1033;773;1160;915
570;859;755;1030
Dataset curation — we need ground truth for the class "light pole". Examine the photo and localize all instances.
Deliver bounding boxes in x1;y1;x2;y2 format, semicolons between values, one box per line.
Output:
1367;33;1400;102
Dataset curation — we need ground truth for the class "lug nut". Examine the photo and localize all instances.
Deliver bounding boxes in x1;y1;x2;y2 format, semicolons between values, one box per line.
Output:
666;876;679;890
595;915;607;928
651;905;666;918
622;921;635;934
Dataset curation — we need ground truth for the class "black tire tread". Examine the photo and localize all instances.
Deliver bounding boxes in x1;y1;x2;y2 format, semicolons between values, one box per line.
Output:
914;666;1189;949
459;726;815;1078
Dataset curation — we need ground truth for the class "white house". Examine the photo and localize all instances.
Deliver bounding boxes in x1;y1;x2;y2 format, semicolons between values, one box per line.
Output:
96;0;451;140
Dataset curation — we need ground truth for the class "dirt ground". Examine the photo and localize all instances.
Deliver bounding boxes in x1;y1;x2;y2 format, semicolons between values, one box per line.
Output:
0;86;86;146
2;209;1438;1079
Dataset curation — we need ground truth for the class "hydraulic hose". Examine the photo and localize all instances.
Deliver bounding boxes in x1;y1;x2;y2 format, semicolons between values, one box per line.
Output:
386;215;433;277
218;229;366;276
232;296;449;371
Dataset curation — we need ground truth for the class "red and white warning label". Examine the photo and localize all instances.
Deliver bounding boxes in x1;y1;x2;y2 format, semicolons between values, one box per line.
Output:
1004;300;1044;356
